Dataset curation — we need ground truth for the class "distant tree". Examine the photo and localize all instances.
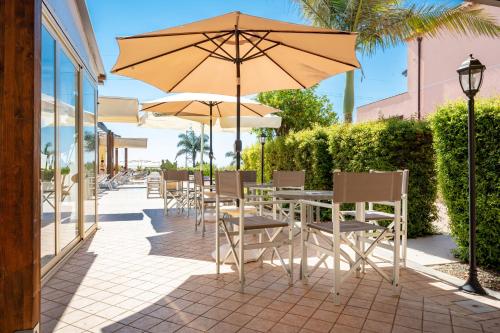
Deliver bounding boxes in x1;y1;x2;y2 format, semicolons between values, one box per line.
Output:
294;0;500;123
176;129;209;167
225;151;236;166
83;131;96;152
161;159;177;170
256;86;336;137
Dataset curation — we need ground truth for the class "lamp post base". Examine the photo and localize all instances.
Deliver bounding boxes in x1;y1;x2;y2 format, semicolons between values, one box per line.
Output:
459;276;487;295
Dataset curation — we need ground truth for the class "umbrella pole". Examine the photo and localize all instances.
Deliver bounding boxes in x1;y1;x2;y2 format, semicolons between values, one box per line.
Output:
235;29;242;170
200;124;204;171
209;104;213;185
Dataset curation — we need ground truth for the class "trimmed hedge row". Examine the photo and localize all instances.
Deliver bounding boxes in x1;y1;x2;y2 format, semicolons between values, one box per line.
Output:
432;98;500;268
243;119;437;238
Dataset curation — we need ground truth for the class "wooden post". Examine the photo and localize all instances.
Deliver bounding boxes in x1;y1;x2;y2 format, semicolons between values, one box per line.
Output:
0;0;42;332
114;148;119;172
106;131;114;176
124;148;128;169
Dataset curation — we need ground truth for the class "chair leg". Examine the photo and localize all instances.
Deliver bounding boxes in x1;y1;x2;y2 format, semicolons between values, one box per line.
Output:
393;206;401;288
216;201;220;275
300;203;308;284
238;204;245;293
194;189;198;231
288;203;294;285
332;210;341;305
201;202;206;237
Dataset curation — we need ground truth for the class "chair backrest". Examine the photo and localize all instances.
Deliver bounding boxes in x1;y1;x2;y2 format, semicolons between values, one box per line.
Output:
240;170;257;183
333;172;402;203
216;171;243;199
164;170;189;182
273;170;305;188
193;170;204;187
370;169;409;195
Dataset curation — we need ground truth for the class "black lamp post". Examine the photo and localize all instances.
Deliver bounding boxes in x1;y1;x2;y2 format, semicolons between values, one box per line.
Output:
259;133;266;183
457;54;486;295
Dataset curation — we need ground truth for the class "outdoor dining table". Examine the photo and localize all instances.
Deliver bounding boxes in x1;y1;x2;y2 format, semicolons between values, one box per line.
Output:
271;190;335;277
271;189;334;228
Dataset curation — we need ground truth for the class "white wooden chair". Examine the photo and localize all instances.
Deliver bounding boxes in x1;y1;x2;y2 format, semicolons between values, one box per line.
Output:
163;170;190;216
301;171;403;304
215;171;295;292
341;169;409;267
193;171;234;236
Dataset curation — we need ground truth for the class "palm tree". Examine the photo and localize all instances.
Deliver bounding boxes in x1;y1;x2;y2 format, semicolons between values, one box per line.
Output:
42;142;54;170
176;129;209;167
225;151;237;166
295;0;500;122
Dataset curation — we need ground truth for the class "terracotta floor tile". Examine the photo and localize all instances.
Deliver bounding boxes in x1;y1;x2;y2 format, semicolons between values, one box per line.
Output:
367;309;394;324
223;312;253;326
270;323;301;333
187;316;219;331
208;321;240;333
245;317;276;332
422;320;452;333
394;315;422;330
129;315;163;330
342;305;369;319
336;314;365;329
329;323;361;333
362;319;392;333
289;304;316;317
302;318;333;332
203;307;232;321
391;324;421;333
279;313;309;327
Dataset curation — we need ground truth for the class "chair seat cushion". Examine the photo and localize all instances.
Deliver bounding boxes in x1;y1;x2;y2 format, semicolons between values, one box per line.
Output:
220;205;257;217
307;220;386;234
341;210;395;220
224;216;288;230
203;197;234;204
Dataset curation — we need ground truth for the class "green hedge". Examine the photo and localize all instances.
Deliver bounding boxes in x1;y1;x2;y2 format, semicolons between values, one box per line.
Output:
432;98;500;268
243;119;437;238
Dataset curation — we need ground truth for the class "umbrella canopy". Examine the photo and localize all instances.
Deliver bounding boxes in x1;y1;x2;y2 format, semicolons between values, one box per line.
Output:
112;11;359;95
141;93;280;117
112;11;360;168
220;114;281;130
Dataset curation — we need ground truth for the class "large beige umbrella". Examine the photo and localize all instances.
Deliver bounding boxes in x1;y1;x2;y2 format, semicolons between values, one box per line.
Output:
112;11;360;168
141;93;281;181
141;92;280;180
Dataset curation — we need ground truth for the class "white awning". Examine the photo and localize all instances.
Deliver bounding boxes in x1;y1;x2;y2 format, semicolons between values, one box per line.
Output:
114;137;148;149
98;96;139;123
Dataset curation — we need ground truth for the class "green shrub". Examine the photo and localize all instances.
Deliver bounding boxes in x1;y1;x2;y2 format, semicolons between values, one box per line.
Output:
432;98;500;268
242;119;437;237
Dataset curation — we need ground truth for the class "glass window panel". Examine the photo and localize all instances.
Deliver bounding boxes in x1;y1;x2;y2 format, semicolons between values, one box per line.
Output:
57;47;79;250
41;26;56;267
82;75;97;231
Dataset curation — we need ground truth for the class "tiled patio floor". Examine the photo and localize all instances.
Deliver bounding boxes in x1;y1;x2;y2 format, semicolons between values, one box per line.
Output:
41;185;500;333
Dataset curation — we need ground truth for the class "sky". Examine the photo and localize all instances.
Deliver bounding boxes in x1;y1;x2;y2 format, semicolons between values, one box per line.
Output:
86;0;409;167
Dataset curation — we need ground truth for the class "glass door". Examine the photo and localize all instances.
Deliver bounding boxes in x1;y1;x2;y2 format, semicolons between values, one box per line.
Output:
41;26;57;267
57;46;80;251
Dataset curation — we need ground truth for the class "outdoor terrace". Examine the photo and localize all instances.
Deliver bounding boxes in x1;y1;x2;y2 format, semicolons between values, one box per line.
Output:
40;183;500;333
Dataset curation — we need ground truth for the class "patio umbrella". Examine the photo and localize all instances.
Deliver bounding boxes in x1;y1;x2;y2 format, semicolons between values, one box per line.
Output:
111;11;360;168
141;92;280;181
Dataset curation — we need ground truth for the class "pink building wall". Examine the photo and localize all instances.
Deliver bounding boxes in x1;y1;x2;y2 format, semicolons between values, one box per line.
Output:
356;4;499;123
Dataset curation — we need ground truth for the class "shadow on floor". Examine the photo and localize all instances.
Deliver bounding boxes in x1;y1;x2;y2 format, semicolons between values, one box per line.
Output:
98;213;145;222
